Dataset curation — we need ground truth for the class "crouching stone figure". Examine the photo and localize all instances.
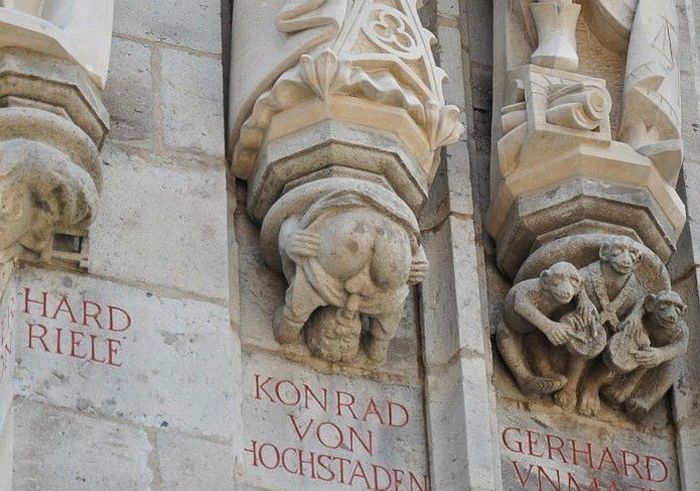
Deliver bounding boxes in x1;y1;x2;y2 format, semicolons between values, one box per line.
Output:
579;290;689;416
496;262;592;395
272;189;427;365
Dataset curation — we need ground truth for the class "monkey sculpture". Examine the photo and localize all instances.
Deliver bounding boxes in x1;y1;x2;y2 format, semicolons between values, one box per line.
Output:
578;290;688;416
497;262;589;394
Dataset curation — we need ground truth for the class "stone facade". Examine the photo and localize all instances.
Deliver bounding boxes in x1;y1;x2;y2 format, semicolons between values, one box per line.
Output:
0;1;698;490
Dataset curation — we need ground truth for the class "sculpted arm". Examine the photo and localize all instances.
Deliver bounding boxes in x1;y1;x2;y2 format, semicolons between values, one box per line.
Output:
512;289;558;335
576;287;598;325
656;322;689;363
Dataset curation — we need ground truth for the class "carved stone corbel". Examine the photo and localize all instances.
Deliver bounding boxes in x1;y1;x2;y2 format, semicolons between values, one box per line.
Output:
491;0;687;419
229;0;462;365
0;1;113;288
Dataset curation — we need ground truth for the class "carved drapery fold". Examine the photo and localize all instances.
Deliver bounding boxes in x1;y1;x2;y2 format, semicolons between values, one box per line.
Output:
490;0;687;419
228;0;461;365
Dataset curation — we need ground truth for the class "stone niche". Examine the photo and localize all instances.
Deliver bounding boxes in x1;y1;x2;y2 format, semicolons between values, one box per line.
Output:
228;0;461;488
489;1;689;489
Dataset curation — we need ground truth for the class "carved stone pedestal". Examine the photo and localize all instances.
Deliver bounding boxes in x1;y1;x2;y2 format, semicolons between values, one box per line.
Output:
0;48;105;288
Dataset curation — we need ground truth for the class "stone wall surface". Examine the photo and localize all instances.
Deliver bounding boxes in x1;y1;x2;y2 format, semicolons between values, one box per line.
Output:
0;0;698;490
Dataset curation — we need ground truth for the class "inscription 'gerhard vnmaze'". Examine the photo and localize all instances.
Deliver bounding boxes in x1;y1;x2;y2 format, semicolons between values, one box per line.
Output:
502;427;672;490
246;374;430;491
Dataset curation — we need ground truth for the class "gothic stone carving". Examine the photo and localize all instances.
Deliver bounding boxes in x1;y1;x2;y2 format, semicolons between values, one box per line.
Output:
489;0;685;278
498;235;688;418
229;1;462;364
268;181;425;364
490;0;688;418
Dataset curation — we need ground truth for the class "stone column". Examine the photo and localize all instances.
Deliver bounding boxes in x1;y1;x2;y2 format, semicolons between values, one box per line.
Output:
228;1;462;488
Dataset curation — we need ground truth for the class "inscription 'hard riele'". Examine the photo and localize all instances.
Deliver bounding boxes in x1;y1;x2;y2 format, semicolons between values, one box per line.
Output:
245;374;429;491
502;427;673;491
22;287;133;367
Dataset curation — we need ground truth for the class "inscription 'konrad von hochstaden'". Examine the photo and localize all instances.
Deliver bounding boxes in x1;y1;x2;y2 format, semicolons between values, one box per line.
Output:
22;287;133;367
246;374;429;491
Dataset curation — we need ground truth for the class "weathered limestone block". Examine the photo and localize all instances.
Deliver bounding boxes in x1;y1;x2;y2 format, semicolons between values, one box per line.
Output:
0;1;114;88
490;0;689;421
229;0;462;365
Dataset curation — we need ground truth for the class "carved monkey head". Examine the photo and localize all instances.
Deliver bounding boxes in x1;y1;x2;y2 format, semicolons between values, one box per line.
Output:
539;262;583;304
645;290;687;329
599;240;641;275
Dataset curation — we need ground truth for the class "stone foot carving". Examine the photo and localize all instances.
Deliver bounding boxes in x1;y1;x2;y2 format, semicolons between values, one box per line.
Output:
625;397;653;415
553;387;577;412
578;388;602;417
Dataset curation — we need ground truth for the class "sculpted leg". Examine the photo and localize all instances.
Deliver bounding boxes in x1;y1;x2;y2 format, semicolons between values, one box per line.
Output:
529;332;567;385
366;307;404;364
554;356;587;411
601;368;648;406
626;361;679;415
496;322;565;395
578;360;615;416
273;270;326;344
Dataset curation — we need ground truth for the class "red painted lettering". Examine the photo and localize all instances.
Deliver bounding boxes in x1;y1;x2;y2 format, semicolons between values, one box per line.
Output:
254;375;275;401
387;401;409;428
512;461;535;487
69;330;86;359
275;380;301;406
288;414;314;442
23;288;47;317
108;305;131;332
645;455;669;483
106;339;122;367
52;296;77;323
27;323;49;351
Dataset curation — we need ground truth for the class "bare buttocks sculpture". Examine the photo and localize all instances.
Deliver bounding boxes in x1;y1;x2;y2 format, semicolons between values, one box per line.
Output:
273;191;426;364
